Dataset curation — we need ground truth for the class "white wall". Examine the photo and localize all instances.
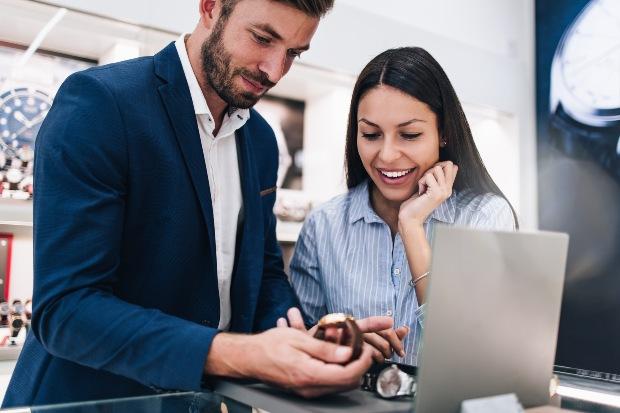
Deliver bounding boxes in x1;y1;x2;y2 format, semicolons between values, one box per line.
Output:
0;0;539;299
37;0;539;228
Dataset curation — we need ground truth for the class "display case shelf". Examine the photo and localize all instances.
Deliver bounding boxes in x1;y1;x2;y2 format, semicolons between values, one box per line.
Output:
0;199;32;228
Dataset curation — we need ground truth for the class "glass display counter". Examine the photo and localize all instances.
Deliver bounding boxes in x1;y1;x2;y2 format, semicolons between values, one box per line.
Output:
1;374;619;413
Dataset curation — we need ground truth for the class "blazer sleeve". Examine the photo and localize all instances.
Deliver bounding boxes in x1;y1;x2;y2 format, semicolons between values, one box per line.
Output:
32;71;217;392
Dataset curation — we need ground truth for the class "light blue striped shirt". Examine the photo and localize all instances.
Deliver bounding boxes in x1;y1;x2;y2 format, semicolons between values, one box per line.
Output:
289;180;515;365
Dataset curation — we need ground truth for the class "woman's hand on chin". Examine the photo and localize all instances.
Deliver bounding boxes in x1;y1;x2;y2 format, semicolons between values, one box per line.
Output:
398;161;458;229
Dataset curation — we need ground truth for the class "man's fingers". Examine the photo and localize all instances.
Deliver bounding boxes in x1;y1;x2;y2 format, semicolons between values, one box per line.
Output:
296;343;374;390
276;317;288;328
363;332;392;359
286;307;307;331
295;334;353;364
356;316;393;333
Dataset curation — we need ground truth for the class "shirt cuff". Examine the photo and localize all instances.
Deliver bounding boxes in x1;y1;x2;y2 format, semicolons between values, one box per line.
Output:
415;303;427;329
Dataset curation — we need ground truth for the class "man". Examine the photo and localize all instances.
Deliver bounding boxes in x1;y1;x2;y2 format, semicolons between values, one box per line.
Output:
3;0;409;407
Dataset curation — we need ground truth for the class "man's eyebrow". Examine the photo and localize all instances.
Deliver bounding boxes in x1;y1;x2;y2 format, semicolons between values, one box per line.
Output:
251;24;310;51
251;24;283;40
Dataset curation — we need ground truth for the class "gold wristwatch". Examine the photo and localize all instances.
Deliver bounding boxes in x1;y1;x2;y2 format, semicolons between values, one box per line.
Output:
313;313;363;362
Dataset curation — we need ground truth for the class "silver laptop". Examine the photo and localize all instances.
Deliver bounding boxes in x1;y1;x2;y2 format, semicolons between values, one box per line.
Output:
413;225;569;412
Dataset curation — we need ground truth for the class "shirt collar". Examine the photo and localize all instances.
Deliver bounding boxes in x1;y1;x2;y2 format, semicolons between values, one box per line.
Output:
174;34;250;123
348;180;457;225
348;181;385;225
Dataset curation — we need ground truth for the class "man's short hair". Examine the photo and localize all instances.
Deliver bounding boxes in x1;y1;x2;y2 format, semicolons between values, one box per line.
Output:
220;0;334;21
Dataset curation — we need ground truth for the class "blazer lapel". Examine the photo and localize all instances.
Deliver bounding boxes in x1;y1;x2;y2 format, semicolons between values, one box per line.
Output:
230;124;264;331
154;43;219;317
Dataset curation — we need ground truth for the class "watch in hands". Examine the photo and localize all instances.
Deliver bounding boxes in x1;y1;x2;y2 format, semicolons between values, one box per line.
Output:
313;313;363;362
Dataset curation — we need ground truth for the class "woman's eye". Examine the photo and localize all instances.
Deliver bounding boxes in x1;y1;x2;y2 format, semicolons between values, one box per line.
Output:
361;133;380;140
402;133;422;140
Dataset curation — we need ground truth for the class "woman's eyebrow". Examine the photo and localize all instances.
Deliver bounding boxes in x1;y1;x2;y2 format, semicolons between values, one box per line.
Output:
358;118;379;127
397;118;425;127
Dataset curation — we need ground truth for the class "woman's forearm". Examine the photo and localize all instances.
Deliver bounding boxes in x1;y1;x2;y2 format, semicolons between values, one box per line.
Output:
399;221;431;304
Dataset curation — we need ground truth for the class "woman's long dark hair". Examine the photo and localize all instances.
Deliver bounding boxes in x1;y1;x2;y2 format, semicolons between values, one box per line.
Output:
344;47;519;228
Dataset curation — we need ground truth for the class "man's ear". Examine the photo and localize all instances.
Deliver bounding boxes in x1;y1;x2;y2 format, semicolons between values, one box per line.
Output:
200;0;217;23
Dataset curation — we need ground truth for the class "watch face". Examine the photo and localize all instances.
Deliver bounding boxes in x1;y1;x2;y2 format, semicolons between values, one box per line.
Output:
0;302;9;315
0;87;51;198
0;87;51;154
12;303;24;314
551;0;620;126
377;365;402;398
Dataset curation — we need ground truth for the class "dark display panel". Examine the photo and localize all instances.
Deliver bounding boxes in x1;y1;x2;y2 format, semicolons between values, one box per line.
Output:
536;0;620;380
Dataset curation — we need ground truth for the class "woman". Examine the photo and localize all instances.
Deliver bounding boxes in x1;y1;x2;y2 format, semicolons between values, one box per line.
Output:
289;47;518;366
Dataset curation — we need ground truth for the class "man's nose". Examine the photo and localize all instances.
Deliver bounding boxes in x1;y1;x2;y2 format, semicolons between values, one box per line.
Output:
258;50;287;85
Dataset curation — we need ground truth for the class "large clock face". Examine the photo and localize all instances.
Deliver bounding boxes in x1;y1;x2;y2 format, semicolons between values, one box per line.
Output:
559;0;620;110
0;87;52;157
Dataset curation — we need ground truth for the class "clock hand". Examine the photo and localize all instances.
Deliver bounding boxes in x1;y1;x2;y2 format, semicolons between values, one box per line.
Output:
568;42;620;78
13;123;33;138
13;111;32;128
12;111;48;138
28;110;48;127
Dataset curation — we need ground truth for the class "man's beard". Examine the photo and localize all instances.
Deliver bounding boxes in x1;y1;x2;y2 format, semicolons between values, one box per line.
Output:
201;20;275;109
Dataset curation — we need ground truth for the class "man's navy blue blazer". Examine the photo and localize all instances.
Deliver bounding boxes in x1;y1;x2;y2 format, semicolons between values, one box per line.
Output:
2;43;299;408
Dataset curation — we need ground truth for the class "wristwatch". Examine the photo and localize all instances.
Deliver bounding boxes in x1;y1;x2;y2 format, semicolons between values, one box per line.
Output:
313;313;363;361
0;86;51;198
0;301;9;327
549;0;620;180
361;362;417;399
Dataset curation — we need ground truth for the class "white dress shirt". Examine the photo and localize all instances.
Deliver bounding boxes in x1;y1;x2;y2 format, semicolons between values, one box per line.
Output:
175;35;250;330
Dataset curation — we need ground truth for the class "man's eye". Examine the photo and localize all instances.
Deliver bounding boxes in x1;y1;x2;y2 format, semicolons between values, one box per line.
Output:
253;33;271;45
402;133;422;140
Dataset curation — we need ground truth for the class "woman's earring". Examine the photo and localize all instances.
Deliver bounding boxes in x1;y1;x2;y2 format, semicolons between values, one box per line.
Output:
441;139;447;147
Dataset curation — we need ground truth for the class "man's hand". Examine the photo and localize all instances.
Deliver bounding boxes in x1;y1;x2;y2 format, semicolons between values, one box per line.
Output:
204;328;374;398
278;308;410;364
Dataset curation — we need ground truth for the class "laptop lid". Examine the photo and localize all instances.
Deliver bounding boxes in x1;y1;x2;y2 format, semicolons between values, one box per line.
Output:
413;226;569;412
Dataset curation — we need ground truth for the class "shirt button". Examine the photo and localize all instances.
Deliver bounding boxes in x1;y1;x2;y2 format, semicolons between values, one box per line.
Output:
386;310;393;316
394;268;401;276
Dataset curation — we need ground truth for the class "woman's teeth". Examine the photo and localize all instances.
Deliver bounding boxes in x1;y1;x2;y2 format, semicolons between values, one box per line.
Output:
379;169;413;178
